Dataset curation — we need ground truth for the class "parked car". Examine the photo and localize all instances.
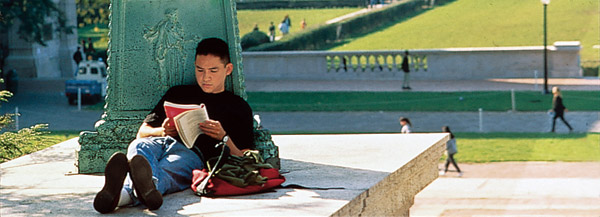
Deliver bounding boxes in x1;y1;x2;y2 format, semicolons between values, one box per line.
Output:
65;60;107;105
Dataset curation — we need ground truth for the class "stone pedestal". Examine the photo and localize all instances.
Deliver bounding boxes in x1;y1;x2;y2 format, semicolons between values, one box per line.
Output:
77;0;278;173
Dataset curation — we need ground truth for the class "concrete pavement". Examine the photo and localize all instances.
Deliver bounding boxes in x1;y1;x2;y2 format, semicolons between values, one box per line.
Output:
411;162;600;216
256;111;600;133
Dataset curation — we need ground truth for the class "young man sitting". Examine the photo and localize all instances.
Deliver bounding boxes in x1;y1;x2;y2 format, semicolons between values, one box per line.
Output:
93;38;255;213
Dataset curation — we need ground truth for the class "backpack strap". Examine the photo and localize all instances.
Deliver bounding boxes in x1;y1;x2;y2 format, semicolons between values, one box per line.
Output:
196;142;229;196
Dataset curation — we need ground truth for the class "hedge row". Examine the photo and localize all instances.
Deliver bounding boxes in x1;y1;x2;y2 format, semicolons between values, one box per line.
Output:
246;0;455;51
236;0;367;9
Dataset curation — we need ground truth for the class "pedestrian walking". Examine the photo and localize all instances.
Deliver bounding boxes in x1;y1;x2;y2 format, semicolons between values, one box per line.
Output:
440;126;462;177
369;0;377;9
268;22;276;42
73;46;83;66
81;39;87;54
300;18;306;30
399;117;412;133
283;14;291;29
401;50;411;90
87;37;96;56
278;20;289;36
550;86;573;133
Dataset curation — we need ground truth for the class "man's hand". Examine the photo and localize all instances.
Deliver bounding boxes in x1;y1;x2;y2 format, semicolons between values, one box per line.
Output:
161;118;178;137
199;120;226;141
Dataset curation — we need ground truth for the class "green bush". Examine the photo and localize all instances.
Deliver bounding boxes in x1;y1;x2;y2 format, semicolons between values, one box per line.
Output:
241;30;271;50
0;72;49;162
582;61;599;77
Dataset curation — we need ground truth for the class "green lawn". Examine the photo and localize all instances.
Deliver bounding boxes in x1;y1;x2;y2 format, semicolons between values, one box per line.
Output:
332;0;599;62
247;91;600;112
0;131;79;163
237;8;360;36
453;133;600;162
78;24;109;50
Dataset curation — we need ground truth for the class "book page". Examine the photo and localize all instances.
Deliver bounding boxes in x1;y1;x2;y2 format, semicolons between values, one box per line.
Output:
164;101;204;127
173;104;209;149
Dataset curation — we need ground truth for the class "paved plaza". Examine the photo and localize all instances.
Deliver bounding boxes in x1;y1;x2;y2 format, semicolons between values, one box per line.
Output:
411;162;600;216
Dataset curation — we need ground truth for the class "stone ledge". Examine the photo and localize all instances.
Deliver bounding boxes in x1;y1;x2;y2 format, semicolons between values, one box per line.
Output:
0;133;447;216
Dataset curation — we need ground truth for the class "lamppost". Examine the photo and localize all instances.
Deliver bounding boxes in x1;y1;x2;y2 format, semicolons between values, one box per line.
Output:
541;0;550;94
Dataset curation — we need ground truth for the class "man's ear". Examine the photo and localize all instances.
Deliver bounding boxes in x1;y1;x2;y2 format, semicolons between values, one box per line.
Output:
225;63;233;76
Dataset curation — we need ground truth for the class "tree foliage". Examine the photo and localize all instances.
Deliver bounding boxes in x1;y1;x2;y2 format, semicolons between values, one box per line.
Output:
75;0;110;27
0;0;74;46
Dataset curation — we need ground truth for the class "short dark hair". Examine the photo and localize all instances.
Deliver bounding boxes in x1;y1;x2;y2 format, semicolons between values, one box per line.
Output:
195;38;231;64
399;117;411;126
442;126;454;139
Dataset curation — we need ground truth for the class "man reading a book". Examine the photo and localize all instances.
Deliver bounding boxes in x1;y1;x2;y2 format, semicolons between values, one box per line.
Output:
93;38;254;213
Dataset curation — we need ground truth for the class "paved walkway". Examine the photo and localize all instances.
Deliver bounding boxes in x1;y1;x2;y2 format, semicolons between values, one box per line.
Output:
257;111;599;133
411;162;600;216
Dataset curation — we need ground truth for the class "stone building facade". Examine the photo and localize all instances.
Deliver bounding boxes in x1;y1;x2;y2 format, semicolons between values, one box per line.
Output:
1;0;78;78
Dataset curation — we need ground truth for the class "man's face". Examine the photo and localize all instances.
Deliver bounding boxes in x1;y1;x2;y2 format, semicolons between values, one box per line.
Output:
195;54;232;94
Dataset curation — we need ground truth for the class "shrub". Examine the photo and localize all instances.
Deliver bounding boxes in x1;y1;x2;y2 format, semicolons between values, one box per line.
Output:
582;61;599;77
0;70;48;162
241;30;271;50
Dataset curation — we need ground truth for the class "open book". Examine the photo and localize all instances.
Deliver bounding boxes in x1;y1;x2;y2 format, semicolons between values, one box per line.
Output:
164;101;209;148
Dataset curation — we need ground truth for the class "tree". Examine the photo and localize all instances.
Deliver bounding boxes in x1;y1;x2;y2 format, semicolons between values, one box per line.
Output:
75;0;110;27
0;0;74;46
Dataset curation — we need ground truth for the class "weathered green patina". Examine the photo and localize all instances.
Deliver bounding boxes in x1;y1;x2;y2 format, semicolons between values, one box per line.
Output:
77;0;279;173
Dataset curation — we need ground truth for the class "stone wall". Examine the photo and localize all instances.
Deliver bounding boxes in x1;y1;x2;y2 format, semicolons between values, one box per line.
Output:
243;41;582;80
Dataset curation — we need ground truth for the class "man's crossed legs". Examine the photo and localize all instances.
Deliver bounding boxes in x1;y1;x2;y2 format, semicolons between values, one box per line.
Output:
93;137;204;213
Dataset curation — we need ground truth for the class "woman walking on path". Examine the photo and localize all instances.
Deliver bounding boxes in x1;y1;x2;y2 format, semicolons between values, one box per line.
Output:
399;117;412;133
550;86;573;133
440;126;462;177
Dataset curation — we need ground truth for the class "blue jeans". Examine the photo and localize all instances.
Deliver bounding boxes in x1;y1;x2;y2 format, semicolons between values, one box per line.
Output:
123;136;205;205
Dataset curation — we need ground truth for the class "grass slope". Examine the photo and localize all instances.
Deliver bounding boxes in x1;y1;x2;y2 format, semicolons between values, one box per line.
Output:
332;0;599;62
237;8;360;36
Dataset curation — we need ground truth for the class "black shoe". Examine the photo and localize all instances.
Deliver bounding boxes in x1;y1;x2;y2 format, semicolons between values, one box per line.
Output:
94;152;129;214
129;155;163;210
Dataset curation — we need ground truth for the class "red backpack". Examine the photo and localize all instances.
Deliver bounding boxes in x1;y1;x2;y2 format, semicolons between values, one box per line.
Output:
191;147;285;197
191;167;285;196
